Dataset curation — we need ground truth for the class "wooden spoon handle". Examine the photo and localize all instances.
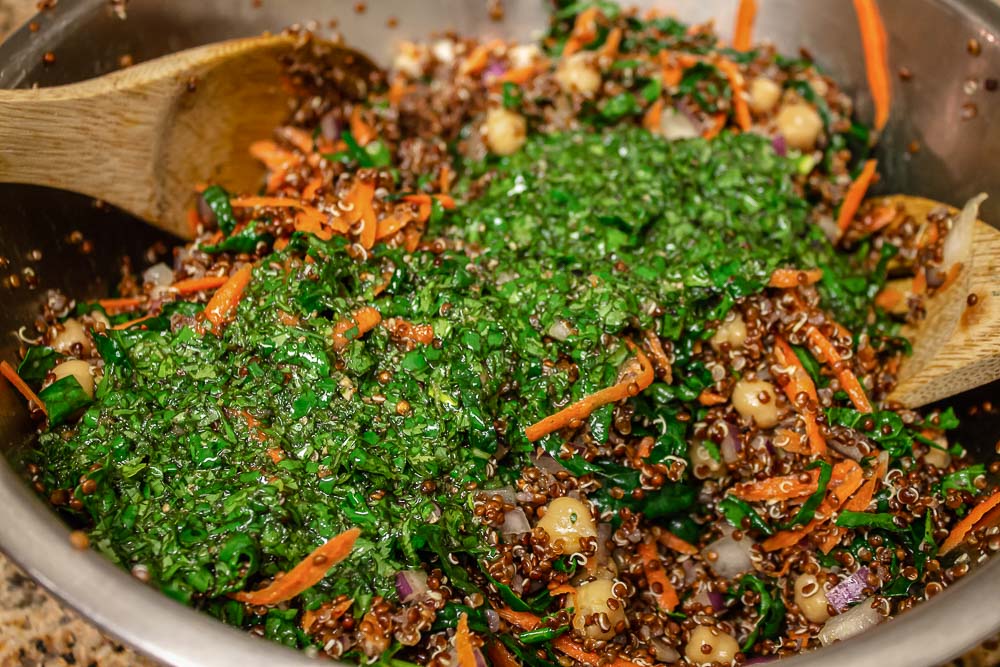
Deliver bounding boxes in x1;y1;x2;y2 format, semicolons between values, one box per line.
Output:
0;83;164;229
890;218;1000;407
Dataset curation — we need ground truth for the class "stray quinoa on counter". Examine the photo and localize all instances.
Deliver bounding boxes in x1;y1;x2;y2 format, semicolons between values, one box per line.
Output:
4;1;999;665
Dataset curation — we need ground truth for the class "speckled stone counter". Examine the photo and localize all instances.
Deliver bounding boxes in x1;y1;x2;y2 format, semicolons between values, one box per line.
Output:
0;1;998;666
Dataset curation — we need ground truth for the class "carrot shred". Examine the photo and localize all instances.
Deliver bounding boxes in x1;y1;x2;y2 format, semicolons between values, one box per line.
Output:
111;313;157;331
249;140;297;171
853;0;891;131
768;268;824;288
402;193;457;210
97;297;145;315
301;598;353;633
715;58;751;132
343;179;377;249
349;106;377;147
702;113;727;139
332;307;382;351
203;265;253;330
460;39;503;76
806;326;873;413
562;7;601;57
642;329;672;381
762;460;864;552
494;608;642;667
455;613;477;667
601;27;622;58
698;389;727;406
730;469;821;502
874;286;903;311
548;583;577;596
186;208;201;237
485;640;520;667
836;159;879;235
439;166;453;195
375;211;415;241
774;336;826;455
936;262;964;292
733;0;758;51
525;344;654;442
939;489;1000;555
232;527;360;605
170;275;229;296
637;541;679;612
643;98;665;132
0;360;46;417
776;428;812;455
657;530;699;556
496;66;539;85
302;177;324;201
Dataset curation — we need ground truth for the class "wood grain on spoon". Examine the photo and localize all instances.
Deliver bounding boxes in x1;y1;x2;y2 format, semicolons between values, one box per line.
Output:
881;194;1000;408
0;34;376;239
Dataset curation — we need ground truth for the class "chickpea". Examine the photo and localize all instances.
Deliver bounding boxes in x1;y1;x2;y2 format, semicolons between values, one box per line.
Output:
508;44;542;69
794;573;830;623
89;310;110;330
51;318;90;355
537;496;597;554
924;443;952;469
484;108;527;156
52;359;95;398
748;77;782;115
555;53;602;97
710;312;747;352
571;579;627;640
775;102;823;151
731;379;779;428
684;625;740;665
689;441;724;479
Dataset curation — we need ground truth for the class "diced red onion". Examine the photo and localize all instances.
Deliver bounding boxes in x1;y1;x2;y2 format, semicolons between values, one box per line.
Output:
718;420;742;464
771;134;788;157
320;112;341;141
488;486;518;505
485;608;501;634
818;597;881;646
501;508;531;536
692;586;727;613
483;61;507;80
395;570;428;603
703;535;754;579
650;638;680;662
473;648;488;667
826;566;873;612
142;262;174;287
196;194;215;225
744;657;777;665
533;452;569;476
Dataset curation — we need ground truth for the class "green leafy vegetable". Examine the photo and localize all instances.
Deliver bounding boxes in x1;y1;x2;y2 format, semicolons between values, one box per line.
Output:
37;375;92;427
788;461;832;526
201;185;237;236
17;346;59;390
835;511;900;532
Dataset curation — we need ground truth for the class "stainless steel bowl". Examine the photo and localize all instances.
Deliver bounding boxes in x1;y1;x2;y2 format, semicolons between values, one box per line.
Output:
1;1;999;665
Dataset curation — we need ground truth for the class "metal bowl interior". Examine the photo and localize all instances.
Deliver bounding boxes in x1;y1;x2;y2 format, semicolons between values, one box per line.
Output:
0;1;999;665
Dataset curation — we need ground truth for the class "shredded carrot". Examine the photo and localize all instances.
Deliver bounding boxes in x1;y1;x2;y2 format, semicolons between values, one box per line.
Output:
455;613;477;667
730;469;821;502
332;307;382;351
762;460;864;551
548;584;577;596
294;210;334;241
657;530;699;556
657;51;685;87
97;297;145;315
636;436;655;459
637;541;679;611
912;266;927;295
939;489;1000;555
494;608;642;667
496;66;539;85
806;326;873;413
698;389;727;406
774;336;826;455
388;75;410;105
642;329;671;381
643;98;664;132
459;39;503;76
715;58;751;132
702;113;727;139
601;27;622;58
485;640;520;667
343;179;377;249
232;527;360;605
525;345;654;442
302;177;324;201
936;262;964;292
249;140;297;171
186;208;201;237
282;127;315;155
864;205;898;233
776;428;812;455
836;159;879;235
111;313;157;331
350;106;377;147
732;0;758;51
874;286;903;311
562;6;602;57
203;265;253;330
375;211;415;241
768;268;824;288
171;275;229;296
439;165;453;195
853;0;891;131
844;455;888;513
273;237;290;251
402;193;457;210
0;360;46;417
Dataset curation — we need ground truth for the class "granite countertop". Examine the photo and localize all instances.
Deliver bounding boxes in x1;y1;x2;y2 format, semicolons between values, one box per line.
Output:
0;1;998;666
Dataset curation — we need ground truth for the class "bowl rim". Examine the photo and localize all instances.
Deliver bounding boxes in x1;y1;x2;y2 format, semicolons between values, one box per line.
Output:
1;1;999;665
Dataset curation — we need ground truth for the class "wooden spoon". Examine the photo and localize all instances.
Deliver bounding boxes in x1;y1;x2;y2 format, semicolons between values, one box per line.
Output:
879;194;1000;408
0;34;377;239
